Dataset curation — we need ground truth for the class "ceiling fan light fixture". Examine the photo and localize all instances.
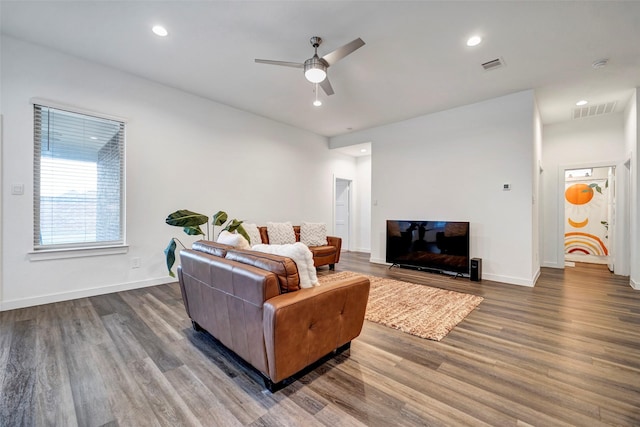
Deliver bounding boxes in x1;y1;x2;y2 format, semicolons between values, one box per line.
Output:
305;68;326;83
304;57;327;83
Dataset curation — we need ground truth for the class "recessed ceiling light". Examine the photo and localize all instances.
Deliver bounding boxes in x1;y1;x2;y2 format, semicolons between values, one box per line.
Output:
313;100;322;107
152;25;168;37
466;35;482;47
360;148;367;153
576;100;588;106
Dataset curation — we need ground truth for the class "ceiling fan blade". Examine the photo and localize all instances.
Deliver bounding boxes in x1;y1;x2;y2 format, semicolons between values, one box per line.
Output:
321;38;365;66
320;77;334;96
254;59;304;68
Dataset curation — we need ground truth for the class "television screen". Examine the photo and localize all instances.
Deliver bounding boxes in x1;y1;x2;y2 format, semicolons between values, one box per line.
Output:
386;220;470;275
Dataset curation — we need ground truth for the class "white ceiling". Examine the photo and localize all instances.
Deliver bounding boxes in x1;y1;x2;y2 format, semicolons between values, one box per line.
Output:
2;1;640;138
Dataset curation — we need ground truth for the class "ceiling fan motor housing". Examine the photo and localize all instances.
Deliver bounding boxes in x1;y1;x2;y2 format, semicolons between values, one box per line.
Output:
304;36;328;83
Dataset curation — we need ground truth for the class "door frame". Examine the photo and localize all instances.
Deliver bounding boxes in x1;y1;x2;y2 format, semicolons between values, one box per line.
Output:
556;159;629;274
333;176;352;251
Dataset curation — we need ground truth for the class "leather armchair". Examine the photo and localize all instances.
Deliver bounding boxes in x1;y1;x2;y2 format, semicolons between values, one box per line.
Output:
178;241;369;391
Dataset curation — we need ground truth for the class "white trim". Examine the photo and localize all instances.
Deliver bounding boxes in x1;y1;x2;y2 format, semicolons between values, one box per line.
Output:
333;176;353;251
30;97;129;123
0;276;174;311
29;245;129;261
0;114;3;307
541;261;563;269
631;277;640;290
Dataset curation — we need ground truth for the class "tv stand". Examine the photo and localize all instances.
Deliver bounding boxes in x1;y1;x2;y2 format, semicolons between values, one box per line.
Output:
390;262;469;279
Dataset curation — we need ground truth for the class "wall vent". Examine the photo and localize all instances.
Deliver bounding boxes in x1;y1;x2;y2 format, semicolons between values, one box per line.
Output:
481;57;505;71
572;101;617;119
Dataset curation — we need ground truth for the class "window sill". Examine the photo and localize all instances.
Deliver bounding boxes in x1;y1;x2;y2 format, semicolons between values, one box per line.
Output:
29;245;129;261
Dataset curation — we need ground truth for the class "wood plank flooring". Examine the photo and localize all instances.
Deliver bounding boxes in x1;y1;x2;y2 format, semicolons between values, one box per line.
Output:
1;252;639;426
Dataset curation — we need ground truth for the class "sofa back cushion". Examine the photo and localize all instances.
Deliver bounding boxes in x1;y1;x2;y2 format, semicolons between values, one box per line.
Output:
192;240;233;257
225;249;301;293
265;222;296;244
300;222;328;246
242;223;263;246
259;226;305;244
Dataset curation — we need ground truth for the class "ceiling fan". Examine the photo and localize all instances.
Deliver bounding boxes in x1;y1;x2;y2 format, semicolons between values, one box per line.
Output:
255;36;365;96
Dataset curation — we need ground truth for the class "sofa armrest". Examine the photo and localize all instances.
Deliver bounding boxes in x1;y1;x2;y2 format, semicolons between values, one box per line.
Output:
262;275;369;383
327;235;342;263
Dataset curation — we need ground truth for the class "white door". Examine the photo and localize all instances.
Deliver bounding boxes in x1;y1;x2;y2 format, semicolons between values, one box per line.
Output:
335;179;351;251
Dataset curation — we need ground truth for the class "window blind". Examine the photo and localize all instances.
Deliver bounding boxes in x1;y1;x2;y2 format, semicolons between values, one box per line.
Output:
33;104;125;249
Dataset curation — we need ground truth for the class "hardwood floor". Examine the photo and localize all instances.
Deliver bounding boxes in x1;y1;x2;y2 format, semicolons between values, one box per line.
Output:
1;252;639;426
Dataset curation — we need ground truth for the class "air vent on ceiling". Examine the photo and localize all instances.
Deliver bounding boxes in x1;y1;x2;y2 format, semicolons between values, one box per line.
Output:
481;57;505;71
572;101;617;119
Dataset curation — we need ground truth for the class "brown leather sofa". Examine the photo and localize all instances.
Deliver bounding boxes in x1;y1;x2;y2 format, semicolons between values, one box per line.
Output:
258;225;342;269
178;240;370;391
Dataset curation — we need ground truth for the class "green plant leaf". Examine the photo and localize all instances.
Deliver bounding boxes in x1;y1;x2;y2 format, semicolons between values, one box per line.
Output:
236;224;250;243
164;238;177;278
182;225;204;235
165;210;209;233
224;218;244;233
212;211;228;227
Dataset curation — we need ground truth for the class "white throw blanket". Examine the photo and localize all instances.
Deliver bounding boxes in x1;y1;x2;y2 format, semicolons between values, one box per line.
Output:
251;242;318;288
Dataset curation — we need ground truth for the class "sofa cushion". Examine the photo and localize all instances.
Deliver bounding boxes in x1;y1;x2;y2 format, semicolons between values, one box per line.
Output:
266;222;296;244
300;222;328;246
217;230;251;250
242;223;263;246
225;249;301;293
192;240;233;257
252;243;318;288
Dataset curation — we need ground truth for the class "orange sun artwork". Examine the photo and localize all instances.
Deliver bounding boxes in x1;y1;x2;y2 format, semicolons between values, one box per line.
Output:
564;182;608;256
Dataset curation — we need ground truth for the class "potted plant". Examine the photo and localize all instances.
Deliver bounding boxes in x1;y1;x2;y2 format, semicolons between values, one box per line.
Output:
164;209;249;277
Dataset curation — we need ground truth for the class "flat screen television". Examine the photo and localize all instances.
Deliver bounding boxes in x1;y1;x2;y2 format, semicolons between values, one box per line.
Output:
386;220;470;275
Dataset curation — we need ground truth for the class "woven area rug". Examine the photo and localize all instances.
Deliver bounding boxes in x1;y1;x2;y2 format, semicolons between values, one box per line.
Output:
319;271;483;341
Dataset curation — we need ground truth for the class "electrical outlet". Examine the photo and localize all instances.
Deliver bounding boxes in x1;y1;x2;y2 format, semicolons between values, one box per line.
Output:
503;183;511;191
131;257;141;269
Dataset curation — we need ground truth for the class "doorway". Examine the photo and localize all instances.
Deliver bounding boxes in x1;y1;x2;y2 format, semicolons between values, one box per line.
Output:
563;166;614;268
334;178;351;251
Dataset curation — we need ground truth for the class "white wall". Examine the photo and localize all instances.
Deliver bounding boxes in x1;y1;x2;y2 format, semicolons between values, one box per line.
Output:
541;113;628;272
355;156;371;252
1;36;342;310
624;89;639;288
332;90;537;286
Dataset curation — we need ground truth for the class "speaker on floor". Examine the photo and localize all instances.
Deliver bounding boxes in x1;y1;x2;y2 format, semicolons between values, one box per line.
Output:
470;258;482;282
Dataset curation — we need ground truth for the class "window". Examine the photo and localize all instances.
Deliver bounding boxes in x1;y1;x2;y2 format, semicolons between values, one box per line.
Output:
565;168;592;180
33;104;125;250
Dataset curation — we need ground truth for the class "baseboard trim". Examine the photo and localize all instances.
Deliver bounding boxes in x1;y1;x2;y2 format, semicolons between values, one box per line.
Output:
542;261;563;269
631;277;640;290
0;276;175;311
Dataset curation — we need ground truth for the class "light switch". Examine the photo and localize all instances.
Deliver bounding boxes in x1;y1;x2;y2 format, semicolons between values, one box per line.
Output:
11;184;24;195
503;183;511;191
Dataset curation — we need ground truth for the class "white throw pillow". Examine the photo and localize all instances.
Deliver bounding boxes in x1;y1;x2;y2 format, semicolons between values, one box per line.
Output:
300;222;328;246
217;230;251;250
252;242;318;288
242;223;263;246
266;221;296;245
